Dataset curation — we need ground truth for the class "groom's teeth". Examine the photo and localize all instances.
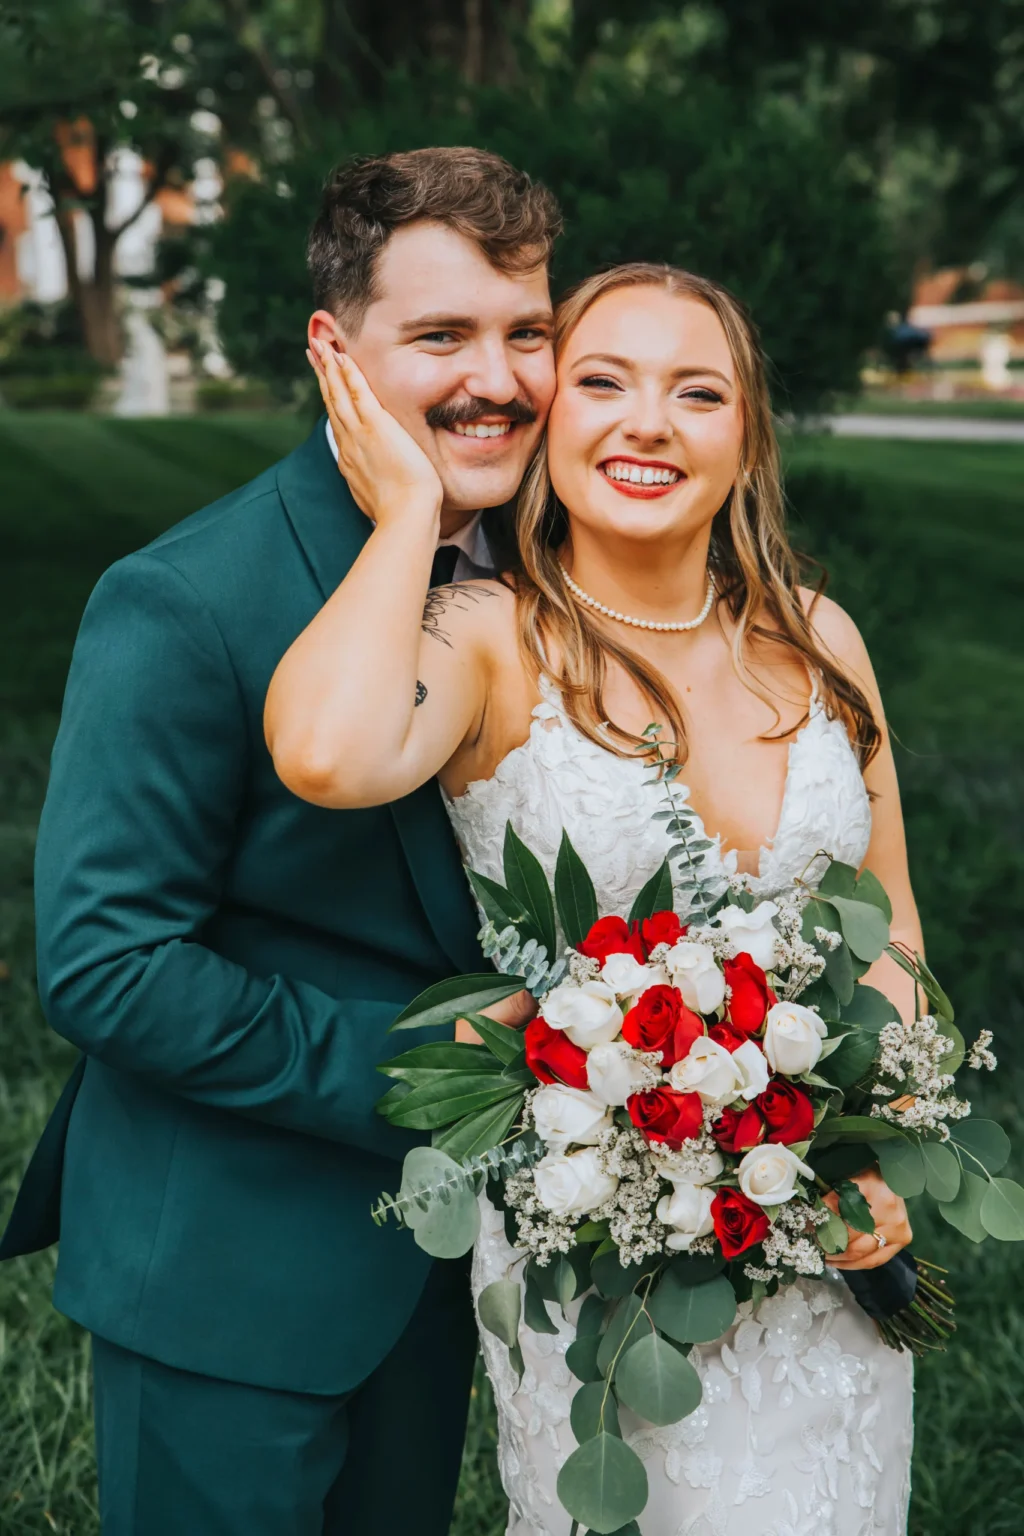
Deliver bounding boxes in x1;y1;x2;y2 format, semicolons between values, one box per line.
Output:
453;421;512;438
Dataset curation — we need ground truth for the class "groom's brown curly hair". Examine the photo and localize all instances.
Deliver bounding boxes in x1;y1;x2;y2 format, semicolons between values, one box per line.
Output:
307;147;562;334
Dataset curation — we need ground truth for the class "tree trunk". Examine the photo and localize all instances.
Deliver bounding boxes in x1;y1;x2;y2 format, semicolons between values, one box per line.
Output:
53;199;123;367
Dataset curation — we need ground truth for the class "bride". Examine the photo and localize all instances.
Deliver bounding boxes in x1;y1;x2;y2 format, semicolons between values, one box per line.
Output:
266;263;917;1535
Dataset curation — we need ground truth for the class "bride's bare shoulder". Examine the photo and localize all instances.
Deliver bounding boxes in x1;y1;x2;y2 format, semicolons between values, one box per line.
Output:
797;586;877;694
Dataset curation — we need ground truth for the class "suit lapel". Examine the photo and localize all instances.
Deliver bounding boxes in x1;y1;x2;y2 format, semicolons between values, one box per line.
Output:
276;421;482;975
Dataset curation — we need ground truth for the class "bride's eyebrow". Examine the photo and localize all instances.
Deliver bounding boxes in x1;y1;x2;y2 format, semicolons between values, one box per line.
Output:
573;352;732;385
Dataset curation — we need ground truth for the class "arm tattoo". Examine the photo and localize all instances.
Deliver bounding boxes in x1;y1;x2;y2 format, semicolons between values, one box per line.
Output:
415;680;427;707
420;582;496;649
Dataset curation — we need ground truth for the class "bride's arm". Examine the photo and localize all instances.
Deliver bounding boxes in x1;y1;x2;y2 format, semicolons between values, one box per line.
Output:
265;347;496;809
805;593;924;1022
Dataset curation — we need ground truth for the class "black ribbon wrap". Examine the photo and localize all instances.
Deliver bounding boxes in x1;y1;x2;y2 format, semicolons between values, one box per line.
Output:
840;1247;919;1319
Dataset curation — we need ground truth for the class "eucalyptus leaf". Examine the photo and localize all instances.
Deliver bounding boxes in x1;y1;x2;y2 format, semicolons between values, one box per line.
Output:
566;1332;604;1382
504;822;557;957
591;1248;660;1299
524;1271;560;1336
936;1018;966;1074
949;1119;1011;1175
647;1271;737;1345
815;1115;907;1142
824;937;855;1006
853;867;893;921
509;1340;525;1387
391;973;527;1031
554;1255;580;1310
398;1148;481;1258
430;1092;523;1159
922;1141;961;1202
817;861;858;900
556;1433;648;1535
627;859;674;925
596;1295;649;1379
555;830;599;947
827;896;890;963
577;1294;609;1338
614;1332;703;1425
818;1029;878;1089
981;1178;1024;1241
570;1380;621;1442
840;984;899;1032
938;1168;988;1243
478;1277;522;1348
874;1137;926;1198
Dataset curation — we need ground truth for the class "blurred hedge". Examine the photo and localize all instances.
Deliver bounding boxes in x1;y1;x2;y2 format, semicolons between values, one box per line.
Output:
204;69;896;414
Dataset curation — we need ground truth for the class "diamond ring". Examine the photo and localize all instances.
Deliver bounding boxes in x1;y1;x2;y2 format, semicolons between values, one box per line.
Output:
873;1232;888;1249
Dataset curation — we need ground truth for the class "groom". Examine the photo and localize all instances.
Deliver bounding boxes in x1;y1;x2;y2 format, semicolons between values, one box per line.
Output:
0;147;561;1534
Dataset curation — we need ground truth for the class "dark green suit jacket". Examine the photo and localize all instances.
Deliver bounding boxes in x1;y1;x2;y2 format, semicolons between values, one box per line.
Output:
1;422;490;1395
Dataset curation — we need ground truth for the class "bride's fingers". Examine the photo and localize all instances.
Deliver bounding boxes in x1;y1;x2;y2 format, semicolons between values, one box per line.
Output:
312;341;361;439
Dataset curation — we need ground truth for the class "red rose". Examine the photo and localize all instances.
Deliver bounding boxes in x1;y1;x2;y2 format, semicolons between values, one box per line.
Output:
711;1103;765;1153
724;953;776;1034
640;910;686;955
758;1080;815;1145
711;1187;770;1258
577;915;645;965
708;1022;748;1054
627;1087;703;1149
524;1018;590;1090
622;985;703;1068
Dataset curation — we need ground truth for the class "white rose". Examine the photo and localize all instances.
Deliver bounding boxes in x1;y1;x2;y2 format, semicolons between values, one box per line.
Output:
532;1084;613;1150
763;1001;828;1076
586;1040;651;1106
715;900;780;971
600;952;668;1000
732;1039;771;1101
542;979;622;1048
656;1180;717;1251
737;1144;814;1206
534;1146;619;1218
650;1145;724;1185
665;940;726;1015
668;1036;741;1104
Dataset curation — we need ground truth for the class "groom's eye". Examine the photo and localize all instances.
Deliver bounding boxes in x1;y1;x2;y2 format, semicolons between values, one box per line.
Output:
416;331;460;346
509;327;549;344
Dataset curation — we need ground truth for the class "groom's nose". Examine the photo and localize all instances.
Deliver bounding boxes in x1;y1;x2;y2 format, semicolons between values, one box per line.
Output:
461;336;520;408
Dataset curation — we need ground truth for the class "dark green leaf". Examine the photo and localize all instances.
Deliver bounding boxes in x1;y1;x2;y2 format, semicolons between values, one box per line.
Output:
385;1074;523;1130
936;1018;966;1074
614;1332;704;1424
556;1433;648;1535
431;1093;523;1158
817;1029;878;1088
591;1248;660;1299
840;984;899;1031
648;1271;737;1345
810;1142;874;1185
815;1115;907;1142
379;1040;504;1077
949;1119;1011;1175
555;830;599;947
554;1255;580;1310
576;1294;608;1338
853;868;893;922
596;1295;649;1379
797;974;840;1022
478;1278;521;1347
458;1012;528;1065
817;861;858;899
504;822;557;957
627;860;674;925
468;869;540;943
817;1208;850;1254
837;1179;876;1234
666;1253;726;1284
570;1380;620;1442
391;974;527;1031
524;1270;560;1335
922;1141;961;1202
509;1341;525;1387
576;1219;611;1244
828;894;890;963
874;1138;926;1197
824;936;855;1006
939;1169;988;1243
566;1332;604;1382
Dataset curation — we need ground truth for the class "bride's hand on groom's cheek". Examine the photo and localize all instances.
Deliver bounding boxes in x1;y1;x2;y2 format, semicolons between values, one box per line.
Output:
307;339;443;527
456;989;537;1045
824;1168;913;1270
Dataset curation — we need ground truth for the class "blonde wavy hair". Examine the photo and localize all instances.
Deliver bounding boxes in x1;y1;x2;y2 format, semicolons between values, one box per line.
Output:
514;263;881;767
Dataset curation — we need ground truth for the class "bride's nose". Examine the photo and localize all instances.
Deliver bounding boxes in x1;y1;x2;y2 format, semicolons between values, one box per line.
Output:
621;383;672;447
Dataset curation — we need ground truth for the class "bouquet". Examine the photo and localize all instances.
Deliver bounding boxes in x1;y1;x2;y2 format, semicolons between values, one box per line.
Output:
372;822;1021;1536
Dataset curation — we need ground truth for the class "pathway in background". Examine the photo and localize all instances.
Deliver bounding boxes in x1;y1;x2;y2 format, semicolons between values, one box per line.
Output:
828;413;1024;442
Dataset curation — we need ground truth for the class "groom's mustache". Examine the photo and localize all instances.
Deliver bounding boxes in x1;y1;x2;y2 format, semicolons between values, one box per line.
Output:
425;395;539;430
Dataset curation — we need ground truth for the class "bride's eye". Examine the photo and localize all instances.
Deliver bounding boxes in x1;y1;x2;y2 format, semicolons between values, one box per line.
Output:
679;386;725;404
579;374;622;391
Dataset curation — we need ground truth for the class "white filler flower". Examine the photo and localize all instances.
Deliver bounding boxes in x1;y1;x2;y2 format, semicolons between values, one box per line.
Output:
600;952;667;1000
656;1181;717;1251
542;979;622;1048
763;1001;828;1076
715;900;780;971
586;1040;652;1106
532;1084;613;1150
737;1144;815;1205
535;1146;619;1218
665;940;726;1014
650;1145;725;1184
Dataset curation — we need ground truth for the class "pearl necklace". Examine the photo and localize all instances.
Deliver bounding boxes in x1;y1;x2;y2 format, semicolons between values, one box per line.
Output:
559;565;716;632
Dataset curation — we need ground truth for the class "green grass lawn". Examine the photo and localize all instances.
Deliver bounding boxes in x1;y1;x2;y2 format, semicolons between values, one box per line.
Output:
841;394;1024;420
1;412;1022;1534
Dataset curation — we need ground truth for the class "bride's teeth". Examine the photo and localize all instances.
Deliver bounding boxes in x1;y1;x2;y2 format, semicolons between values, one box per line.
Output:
602;461;681;484
629;467;642;483
641;468;654;485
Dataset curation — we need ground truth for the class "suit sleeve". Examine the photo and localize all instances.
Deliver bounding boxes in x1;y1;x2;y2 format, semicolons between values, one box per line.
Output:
34;552;418;1161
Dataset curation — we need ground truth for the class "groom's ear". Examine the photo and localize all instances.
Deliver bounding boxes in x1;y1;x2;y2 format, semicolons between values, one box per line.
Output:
307;309;348;357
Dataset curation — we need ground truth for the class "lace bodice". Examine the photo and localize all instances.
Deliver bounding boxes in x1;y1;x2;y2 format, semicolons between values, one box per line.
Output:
446;674;872;922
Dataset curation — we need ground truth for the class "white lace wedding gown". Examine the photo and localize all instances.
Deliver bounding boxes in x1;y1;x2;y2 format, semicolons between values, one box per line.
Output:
445;677;914;1536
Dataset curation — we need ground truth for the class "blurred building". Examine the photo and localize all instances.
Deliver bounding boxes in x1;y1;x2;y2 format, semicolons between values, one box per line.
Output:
909;270;1024;389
